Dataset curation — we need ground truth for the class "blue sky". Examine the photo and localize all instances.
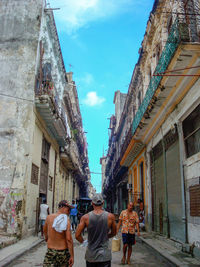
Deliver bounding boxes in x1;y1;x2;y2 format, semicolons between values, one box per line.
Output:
48;0;154;192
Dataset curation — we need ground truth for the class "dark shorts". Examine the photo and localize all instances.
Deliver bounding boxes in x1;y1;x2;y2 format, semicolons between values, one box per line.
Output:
86;261;111;267
43;248;70;267
40;219;46;226
122;233;136;245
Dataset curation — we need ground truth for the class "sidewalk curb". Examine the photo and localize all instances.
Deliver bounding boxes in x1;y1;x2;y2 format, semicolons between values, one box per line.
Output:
0;237;17;250
139;236;180;267
0;238;44;267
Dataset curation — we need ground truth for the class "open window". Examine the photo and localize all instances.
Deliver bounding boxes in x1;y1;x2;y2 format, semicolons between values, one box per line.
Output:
182;104;200;158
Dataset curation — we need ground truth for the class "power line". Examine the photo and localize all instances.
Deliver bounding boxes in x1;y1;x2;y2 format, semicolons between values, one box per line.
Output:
154;65;200;77
0;92;34;103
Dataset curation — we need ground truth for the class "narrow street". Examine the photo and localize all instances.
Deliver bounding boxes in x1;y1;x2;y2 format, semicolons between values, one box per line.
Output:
8;234;173;267
1;0;200;265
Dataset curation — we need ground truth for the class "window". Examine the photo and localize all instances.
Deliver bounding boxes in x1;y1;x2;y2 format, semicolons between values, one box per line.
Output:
31;163;39;185
49;176;53;191
138;91;142;106
41;138;50;163
167;15;173;34
189;185;200;217
156;43;161;65
183;104;200;158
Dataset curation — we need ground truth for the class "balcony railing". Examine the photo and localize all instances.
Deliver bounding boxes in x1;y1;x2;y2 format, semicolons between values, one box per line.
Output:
120;125;132;160
132;17;191;135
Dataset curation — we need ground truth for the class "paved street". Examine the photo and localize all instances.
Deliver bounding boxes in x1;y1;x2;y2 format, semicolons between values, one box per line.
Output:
8;234;173;267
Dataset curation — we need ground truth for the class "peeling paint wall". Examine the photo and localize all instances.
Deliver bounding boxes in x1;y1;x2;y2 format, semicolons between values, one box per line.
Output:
0;0;43;236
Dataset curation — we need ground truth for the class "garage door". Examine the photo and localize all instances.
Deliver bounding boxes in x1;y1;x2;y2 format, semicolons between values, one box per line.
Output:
151;141;167;235
165;131;186;242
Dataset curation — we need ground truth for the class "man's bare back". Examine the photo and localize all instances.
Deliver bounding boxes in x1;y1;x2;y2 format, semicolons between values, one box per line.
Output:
43;201;74;267
44;213;71;250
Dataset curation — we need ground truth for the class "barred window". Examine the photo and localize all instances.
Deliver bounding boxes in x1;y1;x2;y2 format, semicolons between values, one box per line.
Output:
183;104;200;158
31;163;39;185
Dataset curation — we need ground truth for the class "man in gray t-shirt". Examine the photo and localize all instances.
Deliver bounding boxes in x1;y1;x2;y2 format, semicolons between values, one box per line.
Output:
75;194;116;267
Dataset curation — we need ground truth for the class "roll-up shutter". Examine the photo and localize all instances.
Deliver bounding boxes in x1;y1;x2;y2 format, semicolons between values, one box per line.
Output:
151;141;166;234
165;130;186;242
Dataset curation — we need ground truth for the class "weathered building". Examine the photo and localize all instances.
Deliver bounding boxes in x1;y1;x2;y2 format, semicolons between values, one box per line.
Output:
0;0;90;238
102;91;129;214
88;182;96;199
102;0;200;258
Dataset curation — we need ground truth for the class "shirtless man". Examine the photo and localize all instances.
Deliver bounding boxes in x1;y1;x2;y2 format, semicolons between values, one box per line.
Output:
75;193;116;267
43;200;74;267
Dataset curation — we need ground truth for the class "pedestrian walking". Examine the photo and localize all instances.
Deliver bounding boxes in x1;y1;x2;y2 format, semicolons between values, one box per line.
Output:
137;199;145;231
116;202;140;265
43;200;74;267
39;199;49;238
70;199;78;232
75;193;116;267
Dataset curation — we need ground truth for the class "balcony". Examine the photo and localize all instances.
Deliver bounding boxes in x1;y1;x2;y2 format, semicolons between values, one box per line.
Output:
60;145;75;170
132;17;196;135
35;77;69;146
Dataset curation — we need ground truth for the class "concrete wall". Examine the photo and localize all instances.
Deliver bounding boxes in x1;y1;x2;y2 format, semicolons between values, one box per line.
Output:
26;116;58;233
0;0;43;236
0;0;85;237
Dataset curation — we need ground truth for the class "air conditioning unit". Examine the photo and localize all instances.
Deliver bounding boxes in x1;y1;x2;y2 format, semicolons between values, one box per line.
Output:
127;183;132;190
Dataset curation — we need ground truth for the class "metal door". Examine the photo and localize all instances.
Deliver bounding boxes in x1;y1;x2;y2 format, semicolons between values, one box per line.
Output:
151;141;167;234
165;133;186;242
154;153;166;234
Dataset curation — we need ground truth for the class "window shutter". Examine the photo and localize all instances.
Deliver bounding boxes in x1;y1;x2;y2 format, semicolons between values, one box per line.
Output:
31;163;39;185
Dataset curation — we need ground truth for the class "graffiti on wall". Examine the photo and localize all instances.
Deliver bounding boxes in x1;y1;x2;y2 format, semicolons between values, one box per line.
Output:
0;187;23;230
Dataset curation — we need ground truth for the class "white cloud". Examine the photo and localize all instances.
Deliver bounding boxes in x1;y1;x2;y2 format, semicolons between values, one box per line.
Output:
82;91;105;106
48;0;141;35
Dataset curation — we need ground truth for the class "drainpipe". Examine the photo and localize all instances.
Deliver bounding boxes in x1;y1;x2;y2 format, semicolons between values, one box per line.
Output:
162;138;169;237
150;151;155;231
52;152;57;213
177;122;188;244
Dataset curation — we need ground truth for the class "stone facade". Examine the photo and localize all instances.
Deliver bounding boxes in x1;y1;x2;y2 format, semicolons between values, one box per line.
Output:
0;0;90;238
